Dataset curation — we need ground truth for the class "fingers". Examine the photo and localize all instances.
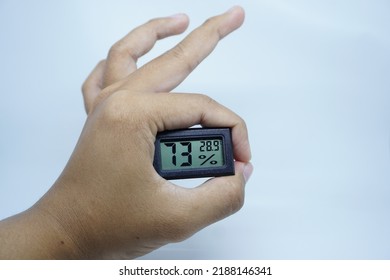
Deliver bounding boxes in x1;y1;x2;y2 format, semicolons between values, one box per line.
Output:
122;6;245;92
82;60;106;114
83;7;244;114
103;14;189;88
147;92;251;162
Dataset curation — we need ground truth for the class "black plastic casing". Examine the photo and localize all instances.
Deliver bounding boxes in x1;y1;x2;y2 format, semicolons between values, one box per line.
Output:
153;128;235;180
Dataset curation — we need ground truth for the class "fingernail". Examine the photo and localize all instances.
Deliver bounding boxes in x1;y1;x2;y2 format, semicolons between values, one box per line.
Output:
226;5;242;14
243;162;254;183
169;13;187;19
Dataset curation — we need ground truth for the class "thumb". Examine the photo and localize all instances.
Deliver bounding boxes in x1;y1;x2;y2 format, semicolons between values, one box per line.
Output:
185;161;253;230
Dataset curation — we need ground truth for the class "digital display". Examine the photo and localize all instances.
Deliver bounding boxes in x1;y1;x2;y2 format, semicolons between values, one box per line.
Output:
160;138;224;170
153;128;234;180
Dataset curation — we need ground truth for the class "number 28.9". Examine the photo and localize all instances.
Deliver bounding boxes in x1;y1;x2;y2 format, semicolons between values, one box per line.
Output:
200;140;220;152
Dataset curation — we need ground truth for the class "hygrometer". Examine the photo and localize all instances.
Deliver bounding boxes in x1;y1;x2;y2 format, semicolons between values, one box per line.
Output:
153;128;235;180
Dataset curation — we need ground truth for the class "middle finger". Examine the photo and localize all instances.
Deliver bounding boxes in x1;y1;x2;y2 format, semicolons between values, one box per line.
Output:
103;14;189;88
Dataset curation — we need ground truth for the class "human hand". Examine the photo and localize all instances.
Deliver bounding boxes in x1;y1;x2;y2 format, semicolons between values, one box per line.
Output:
0;6;252;259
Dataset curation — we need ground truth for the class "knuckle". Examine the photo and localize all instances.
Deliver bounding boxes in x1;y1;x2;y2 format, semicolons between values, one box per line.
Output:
202;16;223;39
194;93;217;106
143;18;169;40
98;91;132;124
203;16;217;28
108;41;128;59
99;93;125;121
146;17;161;26
198;94;220;112
170;42;200;73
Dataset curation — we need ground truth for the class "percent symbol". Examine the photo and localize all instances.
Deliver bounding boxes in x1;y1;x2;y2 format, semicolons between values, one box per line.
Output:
199;154;218;165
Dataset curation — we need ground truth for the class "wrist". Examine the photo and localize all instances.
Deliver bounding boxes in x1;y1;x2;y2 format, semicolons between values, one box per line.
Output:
0;204;83;259
33;177;96;259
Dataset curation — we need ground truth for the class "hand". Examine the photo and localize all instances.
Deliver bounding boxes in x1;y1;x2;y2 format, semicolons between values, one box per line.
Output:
0;6;252;259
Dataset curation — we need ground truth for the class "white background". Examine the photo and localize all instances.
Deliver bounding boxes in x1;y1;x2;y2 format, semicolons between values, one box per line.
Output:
1;0;389;259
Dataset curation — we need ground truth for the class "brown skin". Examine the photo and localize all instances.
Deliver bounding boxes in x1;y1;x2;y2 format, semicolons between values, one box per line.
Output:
0;6;253;259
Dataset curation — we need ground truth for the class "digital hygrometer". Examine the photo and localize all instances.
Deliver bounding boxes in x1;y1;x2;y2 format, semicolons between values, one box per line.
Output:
153;128;235;180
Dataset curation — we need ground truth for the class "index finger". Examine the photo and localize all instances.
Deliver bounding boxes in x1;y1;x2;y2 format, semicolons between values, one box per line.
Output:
144;92;251;163
122;6;245;92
